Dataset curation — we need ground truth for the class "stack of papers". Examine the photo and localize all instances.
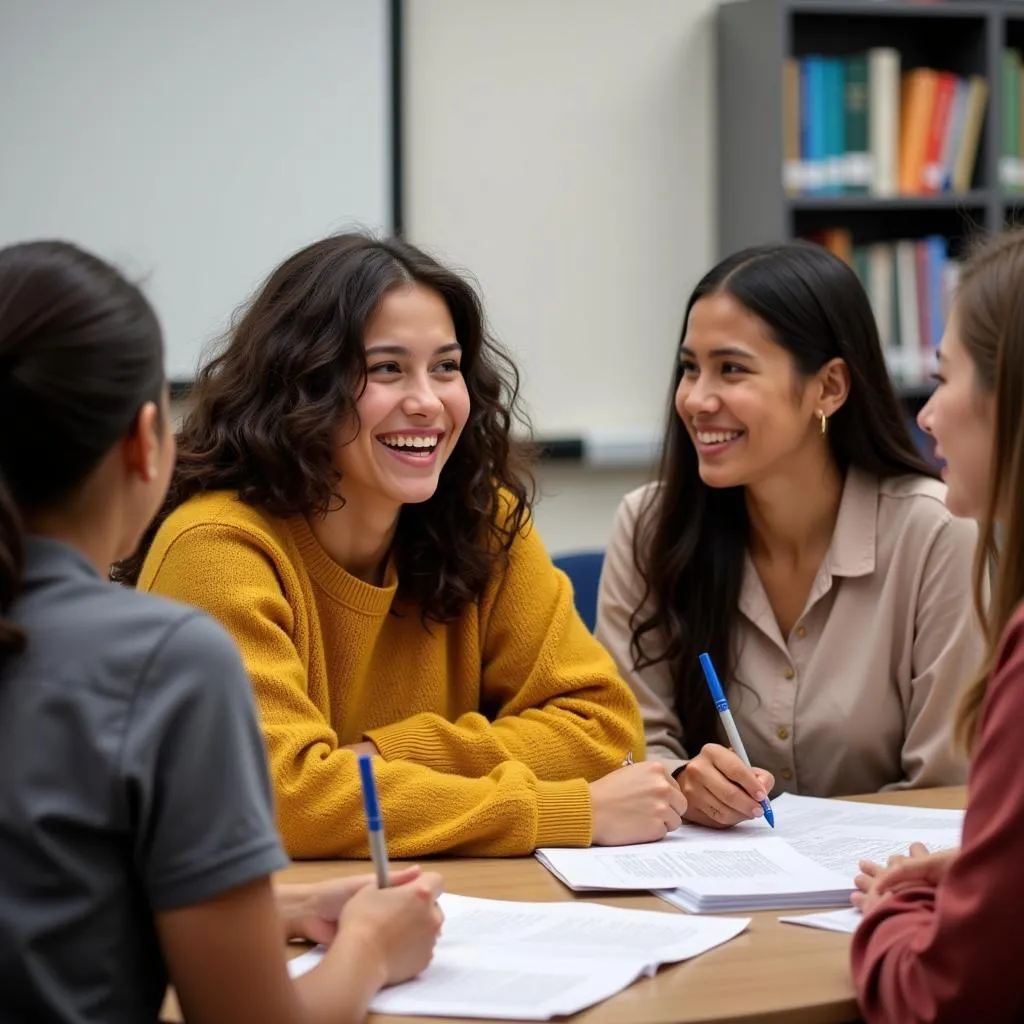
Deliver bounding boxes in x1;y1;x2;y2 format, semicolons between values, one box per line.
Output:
537;834;855;912
536;793;963;914
288;893;749;1020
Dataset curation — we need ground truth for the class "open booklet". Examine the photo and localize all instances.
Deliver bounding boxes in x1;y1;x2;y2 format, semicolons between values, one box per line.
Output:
537;793;963;914
287;892;749;1020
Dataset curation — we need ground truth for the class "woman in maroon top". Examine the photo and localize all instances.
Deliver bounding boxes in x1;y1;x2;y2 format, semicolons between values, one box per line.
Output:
849;229;1024;1022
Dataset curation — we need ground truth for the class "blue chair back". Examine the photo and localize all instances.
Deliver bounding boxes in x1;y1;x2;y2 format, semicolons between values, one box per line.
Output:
553;550;605;632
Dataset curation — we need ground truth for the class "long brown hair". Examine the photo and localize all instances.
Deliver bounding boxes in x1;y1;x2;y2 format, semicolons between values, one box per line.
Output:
113;233;533;622
631;242;937;751
950;229;1024;751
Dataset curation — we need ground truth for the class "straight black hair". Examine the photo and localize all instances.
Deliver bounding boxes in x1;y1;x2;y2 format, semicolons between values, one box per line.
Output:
0;241;164;662
630;241;938;750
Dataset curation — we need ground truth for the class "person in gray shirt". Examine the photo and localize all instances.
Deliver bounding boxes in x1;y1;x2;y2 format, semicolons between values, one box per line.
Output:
0;240;443;1024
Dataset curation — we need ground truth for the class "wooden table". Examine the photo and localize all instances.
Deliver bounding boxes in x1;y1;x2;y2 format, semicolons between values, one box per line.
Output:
164;786;964;1024
285;787;964;1024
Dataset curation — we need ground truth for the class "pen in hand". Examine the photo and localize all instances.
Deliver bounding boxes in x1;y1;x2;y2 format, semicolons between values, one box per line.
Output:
358;753;391;887
697;652;776;828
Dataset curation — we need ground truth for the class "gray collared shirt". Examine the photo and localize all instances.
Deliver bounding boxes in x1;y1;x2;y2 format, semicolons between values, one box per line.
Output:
0;537;287;1023
597;468;981;796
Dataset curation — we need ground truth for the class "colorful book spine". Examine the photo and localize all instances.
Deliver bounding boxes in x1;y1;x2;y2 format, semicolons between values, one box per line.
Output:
1002;50;1023;192
899;69;938;195
783;57;802;196
843;236;954;387
952;76;988;193
823;57;846;193
869;48;900;197
939;80;968;193
922;73;957;194
844;55;870;193
784;51;986;197
806;57;828;193
925;236;948;352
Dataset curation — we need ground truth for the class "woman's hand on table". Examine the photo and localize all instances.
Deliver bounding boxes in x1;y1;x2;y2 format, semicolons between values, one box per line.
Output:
852;842;957;914
589;761;688;845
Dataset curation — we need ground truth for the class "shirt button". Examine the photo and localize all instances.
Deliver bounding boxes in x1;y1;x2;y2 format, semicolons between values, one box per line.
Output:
795;626;807;639
783;667;795;680
780;768;793;780
777;726;789;740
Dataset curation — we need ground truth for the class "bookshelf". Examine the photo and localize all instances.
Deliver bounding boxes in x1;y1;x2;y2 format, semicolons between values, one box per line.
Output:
715;0;1024;406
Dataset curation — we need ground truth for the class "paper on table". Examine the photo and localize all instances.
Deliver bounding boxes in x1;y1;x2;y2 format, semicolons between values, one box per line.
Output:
291;945;649;1021
432;893;748;963
538;834;854;911
712;793;964;878
539;835;787;890
287;892;749;1020
537;793;964;913
653;795;962;913
778;906;862;934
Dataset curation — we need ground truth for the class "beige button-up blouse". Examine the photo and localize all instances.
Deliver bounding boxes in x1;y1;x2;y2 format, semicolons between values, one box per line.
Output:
596;469;980;796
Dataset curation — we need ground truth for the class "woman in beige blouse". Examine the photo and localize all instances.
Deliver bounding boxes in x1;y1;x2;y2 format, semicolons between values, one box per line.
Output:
597;241;980;829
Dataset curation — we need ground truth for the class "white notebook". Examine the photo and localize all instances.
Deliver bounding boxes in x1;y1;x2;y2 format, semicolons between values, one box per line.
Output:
287;893;748;1020
536;793;963;914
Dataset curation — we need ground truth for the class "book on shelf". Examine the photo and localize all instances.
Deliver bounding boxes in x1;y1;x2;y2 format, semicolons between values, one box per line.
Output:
1001;48;1024;192
783;51;987;197
808;229;957;388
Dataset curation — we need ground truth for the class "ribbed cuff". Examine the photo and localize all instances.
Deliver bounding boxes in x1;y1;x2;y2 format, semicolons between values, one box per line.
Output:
534;778;593;848
367;716;450;770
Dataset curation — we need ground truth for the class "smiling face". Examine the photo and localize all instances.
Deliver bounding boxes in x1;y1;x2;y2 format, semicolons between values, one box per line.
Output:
676;291;841;489
333;283;470;514
917;308;994;520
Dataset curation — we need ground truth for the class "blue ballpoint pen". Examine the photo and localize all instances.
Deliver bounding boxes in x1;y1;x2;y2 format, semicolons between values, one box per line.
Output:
358;753;391;887
698;652;776;828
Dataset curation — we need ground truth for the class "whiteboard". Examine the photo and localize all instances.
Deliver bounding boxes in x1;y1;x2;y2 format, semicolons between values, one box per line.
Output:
0;0;393;381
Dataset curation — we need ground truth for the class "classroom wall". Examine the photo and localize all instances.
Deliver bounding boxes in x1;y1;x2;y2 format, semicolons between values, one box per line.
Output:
403;0;718;554
1;0;392;382
174;1;718;557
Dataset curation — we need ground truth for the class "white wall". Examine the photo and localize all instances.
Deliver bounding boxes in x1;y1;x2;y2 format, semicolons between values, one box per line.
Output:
403;0;718;553
0;0;391;381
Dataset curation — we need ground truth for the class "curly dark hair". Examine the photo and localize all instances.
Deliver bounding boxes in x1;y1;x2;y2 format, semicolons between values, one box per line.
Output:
113;233;534;621
631;241;939;751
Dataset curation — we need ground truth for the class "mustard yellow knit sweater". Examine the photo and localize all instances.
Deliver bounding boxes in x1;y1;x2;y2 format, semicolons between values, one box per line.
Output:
138;491;643;858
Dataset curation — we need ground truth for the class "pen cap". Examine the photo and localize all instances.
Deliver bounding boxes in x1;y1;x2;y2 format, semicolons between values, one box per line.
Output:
698;652;729;711
358;753;382;825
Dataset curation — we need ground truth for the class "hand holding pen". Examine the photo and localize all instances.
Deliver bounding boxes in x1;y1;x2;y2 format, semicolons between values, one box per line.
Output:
675;653;776;830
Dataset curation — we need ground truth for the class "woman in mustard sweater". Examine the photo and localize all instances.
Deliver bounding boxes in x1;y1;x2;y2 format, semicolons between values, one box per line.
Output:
117;233;682;859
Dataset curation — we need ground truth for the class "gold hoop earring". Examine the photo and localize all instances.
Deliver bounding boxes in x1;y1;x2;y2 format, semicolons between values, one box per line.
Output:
819;411;828;436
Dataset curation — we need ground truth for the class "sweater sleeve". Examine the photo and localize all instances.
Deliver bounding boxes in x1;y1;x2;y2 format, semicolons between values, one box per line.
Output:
139;522;593;858
366;514;644;783
850;611;1024;1024
886;515;976;791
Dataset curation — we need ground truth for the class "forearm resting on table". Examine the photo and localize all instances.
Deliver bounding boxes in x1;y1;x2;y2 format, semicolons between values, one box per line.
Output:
271;748;594;858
